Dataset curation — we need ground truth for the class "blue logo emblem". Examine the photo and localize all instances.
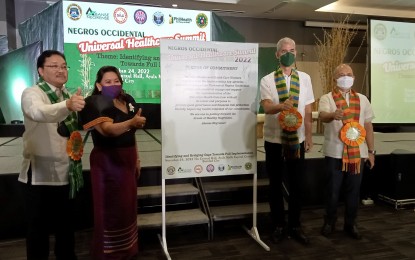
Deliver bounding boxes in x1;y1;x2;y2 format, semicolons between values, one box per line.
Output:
153;12;164;26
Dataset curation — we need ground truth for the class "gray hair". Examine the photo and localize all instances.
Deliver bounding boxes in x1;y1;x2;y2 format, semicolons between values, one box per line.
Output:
333;63;352;77
276;37;296;52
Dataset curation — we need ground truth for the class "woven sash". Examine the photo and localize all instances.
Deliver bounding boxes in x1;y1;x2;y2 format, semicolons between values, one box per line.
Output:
274;67;301;159
332;89;362;174
37;79;83;197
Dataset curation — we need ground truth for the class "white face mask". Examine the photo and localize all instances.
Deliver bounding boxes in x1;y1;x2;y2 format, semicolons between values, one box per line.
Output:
336;76;354;90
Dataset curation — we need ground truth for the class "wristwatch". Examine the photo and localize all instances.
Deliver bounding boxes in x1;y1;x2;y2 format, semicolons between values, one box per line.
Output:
368;150;376;155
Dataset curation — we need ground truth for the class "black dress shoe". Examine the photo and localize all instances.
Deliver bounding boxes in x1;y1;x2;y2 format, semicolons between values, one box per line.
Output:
289;227;310;245
344;224;362;240
270;227;286;244
321;216;336;237
321;223;335;237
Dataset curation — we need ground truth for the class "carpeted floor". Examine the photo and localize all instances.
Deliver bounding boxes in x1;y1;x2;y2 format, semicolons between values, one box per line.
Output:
1;202;415;260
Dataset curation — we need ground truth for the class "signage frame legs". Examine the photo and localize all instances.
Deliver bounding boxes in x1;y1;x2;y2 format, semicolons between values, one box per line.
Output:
158;179;172;260
243;173;270;251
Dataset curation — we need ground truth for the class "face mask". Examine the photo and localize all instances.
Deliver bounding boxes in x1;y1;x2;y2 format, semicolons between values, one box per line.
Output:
101;85;122;99
279;52;295;67
336;76;354;90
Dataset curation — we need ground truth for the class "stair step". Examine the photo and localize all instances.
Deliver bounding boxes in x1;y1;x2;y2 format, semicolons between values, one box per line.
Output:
137;183;199;198
138;209;210;228
210;202;270;221
203;178;269;193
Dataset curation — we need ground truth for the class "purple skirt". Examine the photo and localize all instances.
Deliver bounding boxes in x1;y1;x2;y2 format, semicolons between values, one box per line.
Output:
90;146;138;260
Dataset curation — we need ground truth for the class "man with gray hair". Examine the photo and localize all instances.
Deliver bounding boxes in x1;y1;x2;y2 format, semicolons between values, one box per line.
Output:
260;37;314;245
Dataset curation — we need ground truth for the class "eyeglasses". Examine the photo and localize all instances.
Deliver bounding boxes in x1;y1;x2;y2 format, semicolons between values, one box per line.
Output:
44;65;70;71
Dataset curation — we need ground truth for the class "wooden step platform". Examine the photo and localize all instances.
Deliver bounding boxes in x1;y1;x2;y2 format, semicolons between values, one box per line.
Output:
137;183;199;198
203;178;269;193
210;202;270;221
138;208;210;229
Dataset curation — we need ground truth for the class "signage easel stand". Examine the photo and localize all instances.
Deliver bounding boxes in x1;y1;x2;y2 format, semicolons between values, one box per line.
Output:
158;179;172;260
243;173;270;251
158;172;269;259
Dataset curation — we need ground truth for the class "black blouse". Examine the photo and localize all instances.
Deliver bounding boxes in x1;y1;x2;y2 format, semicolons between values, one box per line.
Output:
80;94;140;148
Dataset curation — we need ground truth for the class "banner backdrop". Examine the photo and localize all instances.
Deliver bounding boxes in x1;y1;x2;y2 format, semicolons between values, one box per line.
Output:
62;1;211;103
160;39;258;179
370;18;415;124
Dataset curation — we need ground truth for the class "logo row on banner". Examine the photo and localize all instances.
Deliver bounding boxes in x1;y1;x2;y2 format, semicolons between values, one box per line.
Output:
66;2;209;28
166;162;254;176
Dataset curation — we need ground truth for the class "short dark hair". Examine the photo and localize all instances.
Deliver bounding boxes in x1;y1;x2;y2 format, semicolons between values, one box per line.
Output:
36;50;66;70
93;66;124;89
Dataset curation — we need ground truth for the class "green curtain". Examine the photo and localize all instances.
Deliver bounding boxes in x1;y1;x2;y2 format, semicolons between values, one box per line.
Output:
258;47;278;83
257;47;278;113
0;106;5;124
18;0;63;52
211;13;245;42
0;35;8;55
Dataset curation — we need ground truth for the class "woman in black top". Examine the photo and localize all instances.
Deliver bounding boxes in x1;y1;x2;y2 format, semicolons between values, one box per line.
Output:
80;66;146;259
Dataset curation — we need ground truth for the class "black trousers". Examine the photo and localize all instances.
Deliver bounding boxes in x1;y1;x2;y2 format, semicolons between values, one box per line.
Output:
264;141;305;229
22;168;77;260
360;162;374;200
323;157;363;226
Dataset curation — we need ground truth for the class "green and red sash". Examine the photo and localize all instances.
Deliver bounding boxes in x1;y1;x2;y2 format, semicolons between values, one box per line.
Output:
332;89;365;174
37;79;83;198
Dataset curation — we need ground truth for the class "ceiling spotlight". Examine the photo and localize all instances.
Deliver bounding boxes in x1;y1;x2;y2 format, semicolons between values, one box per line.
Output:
264;0;290;13
195;0;240;3
211;9;245;14
123;2;162;7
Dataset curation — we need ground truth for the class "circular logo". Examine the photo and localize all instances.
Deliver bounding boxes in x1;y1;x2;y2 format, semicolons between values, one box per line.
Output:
245;162;252;170
166;166;175;175
113;7;128;24
134;9;147;24
194;165;203;174
206;164;215;173
374;23;387;40
153;12;164;26
218;164;225;172
67;4;82;21
196;13;208;28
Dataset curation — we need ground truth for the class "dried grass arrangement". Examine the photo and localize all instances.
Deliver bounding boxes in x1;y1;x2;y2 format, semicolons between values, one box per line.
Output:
314;15;365;94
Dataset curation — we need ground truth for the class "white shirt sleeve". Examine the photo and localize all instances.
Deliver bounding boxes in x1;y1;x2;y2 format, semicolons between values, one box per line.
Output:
318;93;332;113
21;87;70;123
301;73;315;106
359;94;375;122
259;72;276;103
